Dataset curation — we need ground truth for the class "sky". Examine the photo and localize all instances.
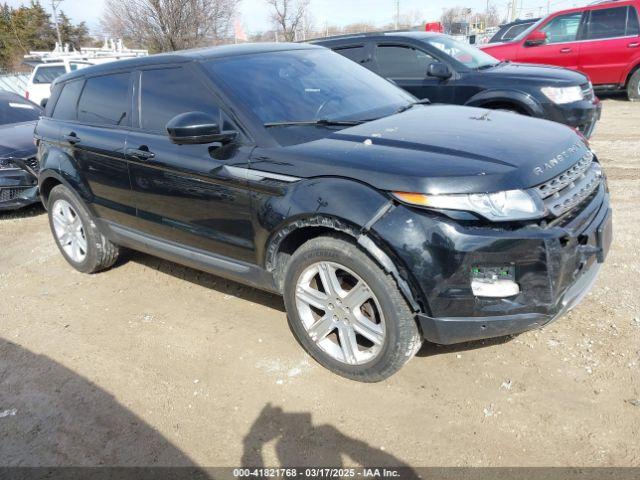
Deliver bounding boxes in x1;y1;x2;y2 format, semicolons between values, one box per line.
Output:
5;0;591;36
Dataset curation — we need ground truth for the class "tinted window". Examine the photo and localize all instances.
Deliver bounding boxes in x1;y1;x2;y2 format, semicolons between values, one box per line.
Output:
423;35;498;69
335;46;366;63
33;66;67;84
78;73;131;127
629;7;640;35
501;23;534;40
140;68;221;134
0;96;41;125
586;6;633;39
376;45;436;78
541;12;583;43
52;80;84;121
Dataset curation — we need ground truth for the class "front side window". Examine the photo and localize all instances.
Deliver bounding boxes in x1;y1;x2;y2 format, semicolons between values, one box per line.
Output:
52;80;84;121
33;66;67;84
140;67;221;134
423;35;499;69
585;6;635;40
0;96;41;125
204;49;413;130
376;45;436;78
77;73;131;127
541;12;583;43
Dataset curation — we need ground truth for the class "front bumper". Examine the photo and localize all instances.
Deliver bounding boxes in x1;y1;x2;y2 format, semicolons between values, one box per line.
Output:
373;184;612;344
0;167;40;211
544;97;602;139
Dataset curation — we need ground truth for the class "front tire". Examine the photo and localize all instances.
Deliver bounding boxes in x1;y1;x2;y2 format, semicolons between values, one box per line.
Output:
47;184;119;273
283;236;422;382
628;69;640;102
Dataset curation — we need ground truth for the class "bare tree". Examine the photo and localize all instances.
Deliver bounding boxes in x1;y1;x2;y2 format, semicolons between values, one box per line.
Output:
101;0;240;52
265;0;310;42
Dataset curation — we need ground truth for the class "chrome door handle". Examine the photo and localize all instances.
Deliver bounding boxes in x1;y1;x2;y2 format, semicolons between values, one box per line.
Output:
560;48;572;53
63;132;80;144
126;147;155;161
629;42;639;48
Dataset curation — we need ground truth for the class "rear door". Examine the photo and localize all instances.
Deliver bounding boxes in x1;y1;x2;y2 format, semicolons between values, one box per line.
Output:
126;65;255;263
578;5;640;85
516;11;585;70
68;71;137;227
373;43;453;103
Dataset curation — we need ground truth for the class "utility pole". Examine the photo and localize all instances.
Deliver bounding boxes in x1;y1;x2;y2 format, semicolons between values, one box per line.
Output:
394;0;400;30
50;0;63;47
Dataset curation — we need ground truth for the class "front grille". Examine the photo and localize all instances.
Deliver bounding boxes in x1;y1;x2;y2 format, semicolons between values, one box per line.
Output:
0;187;29;202
534;152;603;218
581;83;595;102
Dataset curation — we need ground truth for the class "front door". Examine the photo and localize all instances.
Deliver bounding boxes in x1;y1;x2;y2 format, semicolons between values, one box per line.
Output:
126;65;255;263
517;11;585;70
373;44;454;103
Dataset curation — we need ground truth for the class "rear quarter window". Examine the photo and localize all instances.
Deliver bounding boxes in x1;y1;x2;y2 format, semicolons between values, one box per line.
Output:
334;46;367;63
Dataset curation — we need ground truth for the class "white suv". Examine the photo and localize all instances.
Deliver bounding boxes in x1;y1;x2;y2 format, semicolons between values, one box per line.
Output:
26;60;92;106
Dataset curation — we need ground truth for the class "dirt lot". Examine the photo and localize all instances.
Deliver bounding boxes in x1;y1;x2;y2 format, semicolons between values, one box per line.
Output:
1;97;639;469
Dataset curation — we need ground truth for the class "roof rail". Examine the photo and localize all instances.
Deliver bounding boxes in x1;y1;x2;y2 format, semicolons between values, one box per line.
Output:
588;0;624;5
306;28;424;43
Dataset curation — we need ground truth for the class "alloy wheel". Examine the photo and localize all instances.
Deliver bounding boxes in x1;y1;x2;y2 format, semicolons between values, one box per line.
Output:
52;199;88;263
295;261;386;365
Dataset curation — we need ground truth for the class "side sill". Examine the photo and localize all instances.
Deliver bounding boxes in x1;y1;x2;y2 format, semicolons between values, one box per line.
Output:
103;221;280;294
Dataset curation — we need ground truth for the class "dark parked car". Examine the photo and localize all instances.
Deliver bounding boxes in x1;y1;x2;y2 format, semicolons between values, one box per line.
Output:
313;32;601;137
35;44;611;381
489;18;540;44
0;91;42;211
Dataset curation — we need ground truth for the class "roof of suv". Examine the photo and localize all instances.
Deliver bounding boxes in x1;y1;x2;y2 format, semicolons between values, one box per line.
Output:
309;31;442;44
57;42;323;83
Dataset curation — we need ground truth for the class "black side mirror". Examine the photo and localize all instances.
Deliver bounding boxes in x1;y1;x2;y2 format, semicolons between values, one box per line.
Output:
166;111;237;145
427;62;452;80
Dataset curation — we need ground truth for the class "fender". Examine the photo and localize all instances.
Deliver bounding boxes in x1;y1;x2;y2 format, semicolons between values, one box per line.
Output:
254;177;424;312
464;89;545;117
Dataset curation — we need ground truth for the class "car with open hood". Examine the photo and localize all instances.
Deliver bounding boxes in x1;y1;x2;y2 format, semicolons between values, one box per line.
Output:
0;91;42;211
35;44;612;381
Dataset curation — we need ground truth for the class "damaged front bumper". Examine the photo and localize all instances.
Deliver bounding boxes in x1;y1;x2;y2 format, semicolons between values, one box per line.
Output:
0;159;40;211
372;183;612;345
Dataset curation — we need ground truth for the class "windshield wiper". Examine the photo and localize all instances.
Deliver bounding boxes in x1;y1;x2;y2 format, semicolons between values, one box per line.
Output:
394;98;432;114
264;119;366;128
478;60;510;70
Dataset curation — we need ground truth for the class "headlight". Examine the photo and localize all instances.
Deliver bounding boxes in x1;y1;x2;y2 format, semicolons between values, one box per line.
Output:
393;189;545;221
541;86;584;104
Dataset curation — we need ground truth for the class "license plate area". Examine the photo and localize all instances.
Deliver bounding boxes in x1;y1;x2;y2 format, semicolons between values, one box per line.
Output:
596;209;613;263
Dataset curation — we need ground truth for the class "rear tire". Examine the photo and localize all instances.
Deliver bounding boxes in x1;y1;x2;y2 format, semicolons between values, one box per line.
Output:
47;184;119;273
628;69;640;102
283;235;422;382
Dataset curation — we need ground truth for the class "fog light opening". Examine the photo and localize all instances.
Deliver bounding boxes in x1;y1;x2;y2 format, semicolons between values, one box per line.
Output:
471;266;520;298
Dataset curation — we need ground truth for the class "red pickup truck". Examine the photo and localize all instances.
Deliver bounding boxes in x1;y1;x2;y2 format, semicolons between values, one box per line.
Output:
481;0;640;100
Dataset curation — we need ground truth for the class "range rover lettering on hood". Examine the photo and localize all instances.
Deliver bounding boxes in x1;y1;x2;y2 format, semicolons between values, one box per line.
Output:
533;143;587;176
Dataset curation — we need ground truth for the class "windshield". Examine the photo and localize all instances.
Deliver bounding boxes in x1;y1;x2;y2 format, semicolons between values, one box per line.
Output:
203;49;415;128
0;97;41;125
422;35;499;69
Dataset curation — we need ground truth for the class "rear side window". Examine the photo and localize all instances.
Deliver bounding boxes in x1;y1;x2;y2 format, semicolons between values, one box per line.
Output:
541;12;583;43
52;80;84;121
78;73;131;127
140;67;220;134
334;46;367;63
33;66;67;84
585;6;637;40
376;45;436;78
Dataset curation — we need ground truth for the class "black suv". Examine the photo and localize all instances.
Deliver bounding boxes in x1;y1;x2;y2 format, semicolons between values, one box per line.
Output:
35;43;612;381
312;32;601;137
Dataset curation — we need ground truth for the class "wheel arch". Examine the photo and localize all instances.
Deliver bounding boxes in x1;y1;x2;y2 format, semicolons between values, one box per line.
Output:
625;60;640;86
465;89;543;116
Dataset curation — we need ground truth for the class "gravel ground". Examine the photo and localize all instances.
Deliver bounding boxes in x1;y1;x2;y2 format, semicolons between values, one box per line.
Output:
0;97;639;468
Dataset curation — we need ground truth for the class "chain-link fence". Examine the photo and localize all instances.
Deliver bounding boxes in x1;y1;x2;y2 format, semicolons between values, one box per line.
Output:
0;70;29;95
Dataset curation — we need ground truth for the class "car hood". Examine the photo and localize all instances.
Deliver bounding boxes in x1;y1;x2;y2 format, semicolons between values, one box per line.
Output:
478;62;589;85
0;121;38;159
253;105;590;195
